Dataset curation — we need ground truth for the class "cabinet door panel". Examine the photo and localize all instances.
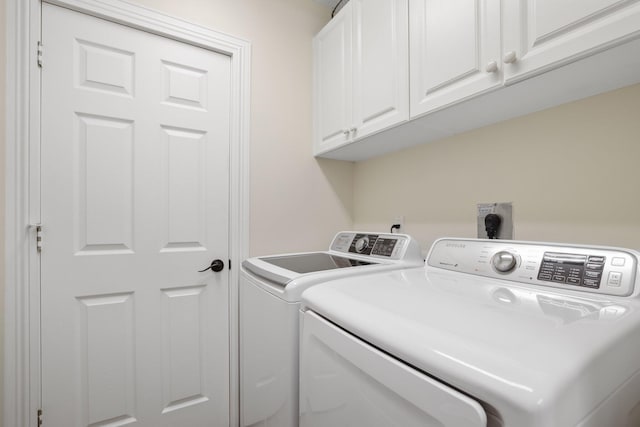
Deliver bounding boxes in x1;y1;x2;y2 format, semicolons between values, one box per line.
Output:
424;1;478;90
314;7;352;155
352;0;409;138
535;0;623;37
410;0;501;117
503;0;640;83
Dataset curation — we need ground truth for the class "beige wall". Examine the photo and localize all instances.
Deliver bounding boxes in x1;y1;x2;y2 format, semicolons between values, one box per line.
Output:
354;83;640;256
129;0;353;255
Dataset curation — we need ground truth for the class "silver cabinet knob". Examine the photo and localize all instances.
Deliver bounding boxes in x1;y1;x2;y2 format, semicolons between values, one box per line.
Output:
503;51;517;64
492;251;518;273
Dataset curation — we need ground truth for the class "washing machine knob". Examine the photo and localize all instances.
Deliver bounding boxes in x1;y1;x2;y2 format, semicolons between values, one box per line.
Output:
355;236;369;253
492;251;518;273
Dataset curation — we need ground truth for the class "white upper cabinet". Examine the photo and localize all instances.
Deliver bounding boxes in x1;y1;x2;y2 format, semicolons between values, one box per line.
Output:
313;6;353;154
502;0;640;83
410;0;502;117
313;0;409;156
352;0;409;138
313;0;640;161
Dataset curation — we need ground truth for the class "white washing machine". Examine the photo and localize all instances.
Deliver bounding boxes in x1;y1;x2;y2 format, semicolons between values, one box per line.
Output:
300;238;640;427
240;231;423;427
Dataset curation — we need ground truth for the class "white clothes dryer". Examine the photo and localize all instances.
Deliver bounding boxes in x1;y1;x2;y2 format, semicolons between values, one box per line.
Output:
300;238;640;427
240;231;423;427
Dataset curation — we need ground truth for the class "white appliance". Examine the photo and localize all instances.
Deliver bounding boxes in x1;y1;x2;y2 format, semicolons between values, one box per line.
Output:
300;238;640;427
240;231;423;427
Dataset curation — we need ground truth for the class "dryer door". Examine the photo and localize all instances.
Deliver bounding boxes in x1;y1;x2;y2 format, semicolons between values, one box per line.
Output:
300;310;487;427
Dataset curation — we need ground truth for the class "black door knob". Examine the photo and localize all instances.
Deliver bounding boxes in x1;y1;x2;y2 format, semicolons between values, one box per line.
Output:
199;259;224;273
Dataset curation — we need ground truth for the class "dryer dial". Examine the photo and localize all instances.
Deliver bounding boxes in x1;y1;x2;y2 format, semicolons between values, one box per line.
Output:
492;251;518;273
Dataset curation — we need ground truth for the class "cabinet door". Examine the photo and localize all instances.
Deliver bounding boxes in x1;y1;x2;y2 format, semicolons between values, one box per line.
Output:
313;6;353;155
503;0;640;83
410;0;501;118
351;0;409;139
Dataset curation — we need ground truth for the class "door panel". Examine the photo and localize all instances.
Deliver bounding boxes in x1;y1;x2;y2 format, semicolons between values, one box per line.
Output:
160;126;208;251
77;39;135;97
162;60;209;110
503;0;640;82
161;285;209;412
76;113;135;254
424;0;478;90
79;292;136;426
41;4;231;426
313;6;352;154
410;0;502;117
352;0;409;138
534;0;624;38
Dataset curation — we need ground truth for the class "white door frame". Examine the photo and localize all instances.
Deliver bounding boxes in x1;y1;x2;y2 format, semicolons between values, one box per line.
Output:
4;1;251;426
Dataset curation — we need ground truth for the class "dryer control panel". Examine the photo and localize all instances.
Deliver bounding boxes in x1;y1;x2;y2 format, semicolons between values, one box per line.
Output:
537;252;606;288
428;239;639;297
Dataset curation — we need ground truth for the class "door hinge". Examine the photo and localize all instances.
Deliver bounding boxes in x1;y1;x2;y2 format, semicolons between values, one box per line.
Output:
37;409;43;426
30;223;42;252
36;225;43;252
37;41;43;68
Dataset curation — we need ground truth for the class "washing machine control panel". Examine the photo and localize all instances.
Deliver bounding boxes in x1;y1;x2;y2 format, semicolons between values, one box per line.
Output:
330;232;412;260
428;239;639;297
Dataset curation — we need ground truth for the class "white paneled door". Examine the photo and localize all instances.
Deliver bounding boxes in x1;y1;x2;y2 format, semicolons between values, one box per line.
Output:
41;4;231;426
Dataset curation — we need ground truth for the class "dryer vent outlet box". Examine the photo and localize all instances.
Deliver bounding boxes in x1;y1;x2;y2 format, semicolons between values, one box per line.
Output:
477;202;513;240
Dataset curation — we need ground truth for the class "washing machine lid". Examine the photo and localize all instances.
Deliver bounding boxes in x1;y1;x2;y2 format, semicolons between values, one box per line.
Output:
259;252;374;274
242;252;381;287
301;266;640;426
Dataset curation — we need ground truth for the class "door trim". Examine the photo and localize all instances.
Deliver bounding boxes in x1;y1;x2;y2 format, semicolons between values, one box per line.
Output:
4;1;251;426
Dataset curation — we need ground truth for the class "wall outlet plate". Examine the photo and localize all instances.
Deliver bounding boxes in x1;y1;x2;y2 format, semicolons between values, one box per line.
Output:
477;202;513;239
391;215;405;232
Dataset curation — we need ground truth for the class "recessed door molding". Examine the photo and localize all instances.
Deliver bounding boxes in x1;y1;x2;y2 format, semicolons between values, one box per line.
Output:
4;1;251;426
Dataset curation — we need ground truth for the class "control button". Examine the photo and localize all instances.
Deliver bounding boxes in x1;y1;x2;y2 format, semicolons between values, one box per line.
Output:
585;271;602;279
583;279;600;288
586;263;604;270
589;256;605;263
539;273;552;281
611;257;626;267
608;272;623;287
552;275;566;283
567;277;581;285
